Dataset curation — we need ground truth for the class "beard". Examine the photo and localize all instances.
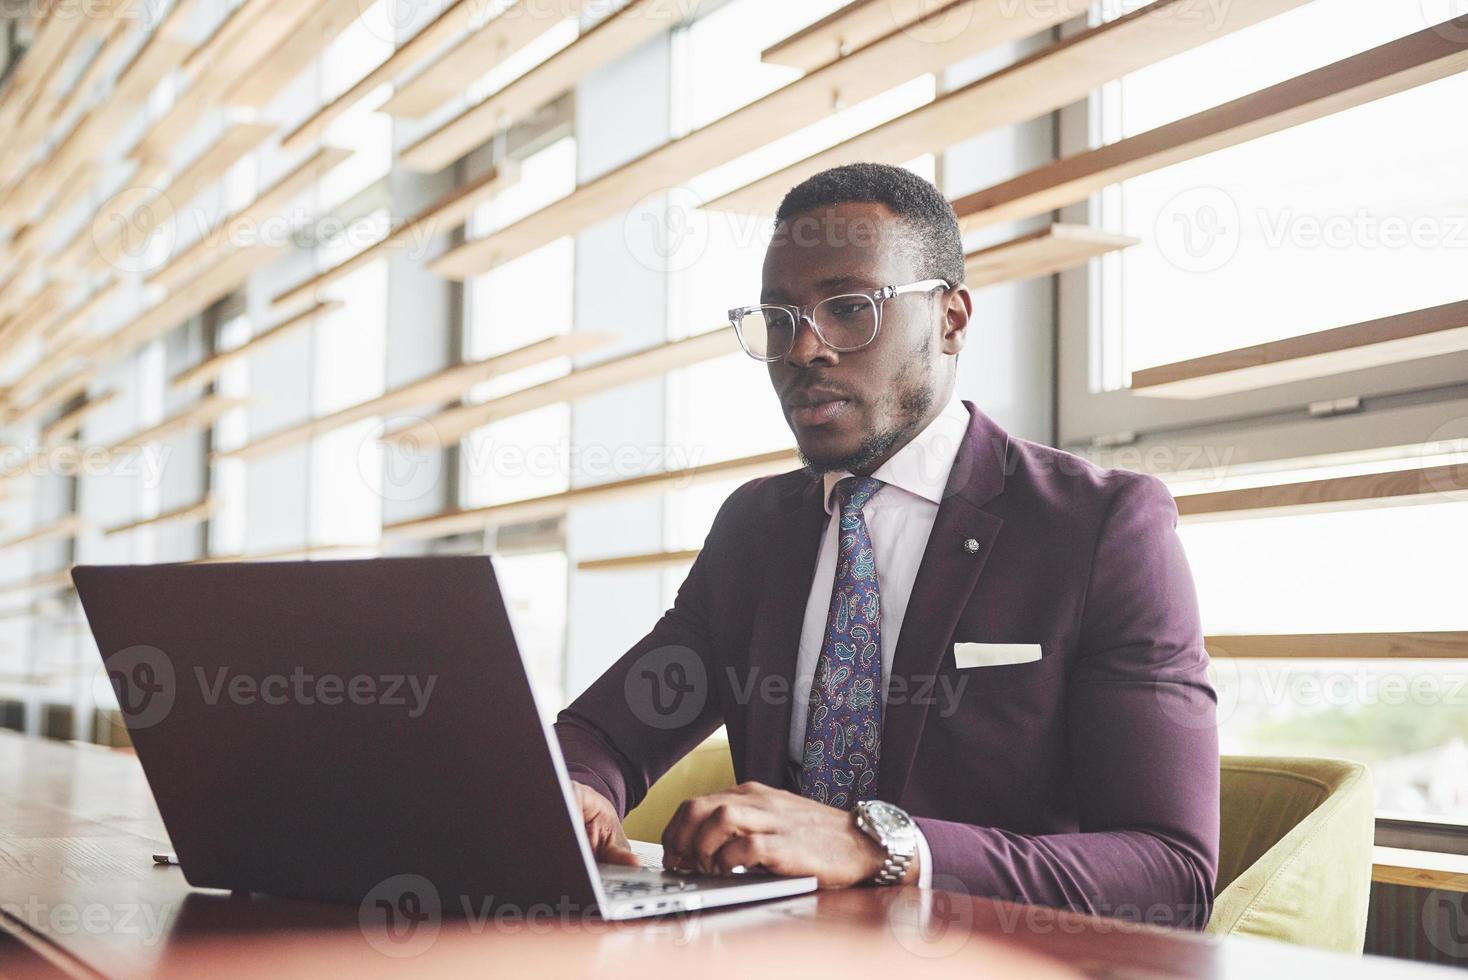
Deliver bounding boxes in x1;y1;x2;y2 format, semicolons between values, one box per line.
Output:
798;341;938;479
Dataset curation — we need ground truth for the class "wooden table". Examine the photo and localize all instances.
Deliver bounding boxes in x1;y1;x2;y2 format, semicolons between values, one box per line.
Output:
0;732;1453;979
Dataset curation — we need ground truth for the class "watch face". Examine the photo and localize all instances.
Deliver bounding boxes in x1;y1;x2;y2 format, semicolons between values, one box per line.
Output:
865;801;912;836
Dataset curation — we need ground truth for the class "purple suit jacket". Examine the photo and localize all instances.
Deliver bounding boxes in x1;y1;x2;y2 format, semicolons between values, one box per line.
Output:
555;402;1219;926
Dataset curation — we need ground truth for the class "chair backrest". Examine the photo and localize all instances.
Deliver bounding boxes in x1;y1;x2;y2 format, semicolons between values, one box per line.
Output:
1209;756;1375;953
621;742;1376;955
622;734;736;843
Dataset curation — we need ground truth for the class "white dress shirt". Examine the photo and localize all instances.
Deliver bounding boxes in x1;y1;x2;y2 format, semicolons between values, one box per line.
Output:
786;394;970;888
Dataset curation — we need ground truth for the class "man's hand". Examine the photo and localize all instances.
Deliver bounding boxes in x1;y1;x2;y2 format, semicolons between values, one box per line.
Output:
661;781;917;888
571;781;640;866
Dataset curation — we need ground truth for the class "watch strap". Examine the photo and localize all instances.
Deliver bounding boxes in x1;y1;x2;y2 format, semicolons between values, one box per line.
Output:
856;801;915;886
871;849;911;886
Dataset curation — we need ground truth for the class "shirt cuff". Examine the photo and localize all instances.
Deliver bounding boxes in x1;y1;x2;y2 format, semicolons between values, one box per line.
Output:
913;824;933;889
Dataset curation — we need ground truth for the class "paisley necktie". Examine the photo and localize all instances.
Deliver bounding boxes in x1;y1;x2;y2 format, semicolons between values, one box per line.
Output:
798;475;884;810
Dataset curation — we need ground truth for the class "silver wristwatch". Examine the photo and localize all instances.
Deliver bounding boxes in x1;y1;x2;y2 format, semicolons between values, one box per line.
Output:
854;800;917;886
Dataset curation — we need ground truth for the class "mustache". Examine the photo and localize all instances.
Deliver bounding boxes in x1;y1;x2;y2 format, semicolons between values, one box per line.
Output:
781;380;859;407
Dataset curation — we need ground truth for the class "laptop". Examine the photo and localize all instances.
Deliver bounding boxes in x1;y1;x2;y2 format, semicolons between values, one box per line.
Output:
72;556;816;920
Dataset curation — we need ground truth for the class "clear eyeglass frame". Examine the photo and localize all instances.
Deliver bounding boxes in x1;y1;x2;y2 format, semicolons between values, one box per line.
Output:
727;278;951;362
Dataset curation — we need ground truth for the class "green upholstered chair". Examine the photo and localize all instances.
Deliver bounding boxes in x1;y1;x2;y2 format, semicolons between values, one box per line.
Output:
1207;756;1375;954
623;734;737;845
623;742;1375;954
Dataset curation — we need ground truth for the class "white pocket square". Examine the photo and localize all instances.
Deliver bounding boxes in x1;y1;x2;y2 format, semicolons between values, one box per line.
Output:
953;642;1043;669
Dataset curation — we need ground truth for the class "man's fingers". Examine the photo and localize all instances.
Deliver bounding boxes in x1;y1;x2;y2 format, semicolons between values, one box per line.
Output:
711;832;778;876
688;804;742;874
602;813;642;866
688;802;778;873
661;783;783;869
661;795;719;867
571;783;642;867
588;816;641;866
600;837;642;866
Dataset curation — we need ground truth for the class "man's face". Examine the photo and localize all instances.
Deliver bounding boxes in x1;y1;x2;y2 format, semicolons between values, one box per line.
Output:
761;202;961;474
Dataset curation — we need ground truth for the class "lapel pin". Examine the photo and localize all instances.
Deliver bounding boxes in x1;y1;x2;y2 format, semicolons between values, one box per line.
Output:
962;537;980;555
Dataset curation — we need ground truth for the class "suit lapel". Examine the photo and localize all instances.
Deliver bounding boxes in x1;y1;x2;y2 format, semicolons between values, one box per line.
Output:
877;402;1009;802
740;474;826;788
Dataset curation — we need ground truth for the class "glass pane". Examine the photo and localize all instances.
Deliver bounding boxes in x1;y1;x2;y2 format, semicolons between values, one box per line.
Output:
1214;659;1468;823
496;550;569;716
1159;441;1468;822
1102;0;1468;374
1177;498;1468;635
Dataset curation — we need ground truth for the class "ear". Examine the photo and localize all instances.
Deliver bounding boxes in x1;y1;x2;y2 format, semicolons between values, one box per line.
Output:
939;284;973;356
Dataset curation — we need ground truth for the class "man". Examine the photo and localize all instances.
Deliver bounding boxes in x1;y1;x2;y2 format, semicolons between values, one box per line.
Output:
555;163;1219;926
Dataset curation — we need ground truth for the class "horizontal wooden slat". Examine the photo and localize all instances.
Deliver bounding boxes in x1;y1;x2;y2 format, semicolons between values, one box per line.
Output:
172;300;343;391
0;264;66;328
279;0;483;152
0;568;75;595
1131;300;1468;399
399;0;693;172
47;18;138;136
1175;463;1468;520
102;499;215;536
189;543;378;564
104;396;246;453
429;0;1088;279
0;6;195;231
15;143;344;402
0;279;71;359
223;0;366;108
149;146;355;291
965;224;1138;289
951;21;1468;234
708;0;1309;215
577;549;701;572
40;393;117;446
6;369;97;428
79;121;277;273
96;242;288;363
0;515;83;551
134;0;358;157
381;0;587;118
761;0;956;72
270;162;518;309
0;0;129;183
1;285;122;409
381;327;740;448
1373;847;1468;893
1204;632;1468;660
384;447;799;538
219;331;611;461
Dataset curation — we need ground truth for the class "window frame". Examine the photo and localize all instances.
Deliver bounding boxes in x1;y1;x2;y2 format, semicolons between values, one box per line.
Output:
1053;71;1468;465
1054;41;1468;833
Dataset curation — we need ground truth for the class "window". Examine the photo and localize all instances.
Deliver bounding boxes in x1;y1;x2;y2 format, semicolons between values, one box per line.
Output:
1061;0;1468;825
1094;0;1468;378
497;550;570;715
309;258;388;547
463;137;578;510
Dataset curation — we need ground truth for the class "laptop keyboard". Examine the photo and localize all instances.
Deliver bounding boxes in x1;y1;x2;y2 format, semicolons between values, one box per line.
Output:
628;840;666;869
602;878;697;898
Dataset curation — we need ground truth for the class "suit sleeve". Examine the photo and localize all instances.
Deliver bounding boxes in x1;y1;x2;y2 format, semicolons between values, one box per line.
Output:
552;485;746;817
912;473;1220;928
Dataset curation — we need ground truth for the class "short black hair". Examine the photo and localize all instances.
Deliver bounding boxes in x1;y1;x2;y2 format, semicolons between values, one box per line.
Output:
773;162;966;287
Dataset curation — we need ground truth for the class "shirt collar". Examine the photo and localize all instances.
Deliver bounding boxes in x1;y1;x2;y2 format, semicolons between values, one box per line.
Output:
820;396;970;514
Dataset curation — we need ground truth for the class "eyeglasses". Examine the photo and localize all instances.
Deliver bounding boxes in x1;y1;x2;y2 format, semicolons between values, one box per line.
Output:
727;278;950;362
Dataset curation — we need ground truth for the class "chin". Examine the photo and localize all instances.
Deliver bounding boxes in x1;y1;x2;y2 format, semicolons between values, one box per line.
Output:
794;436;864;476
